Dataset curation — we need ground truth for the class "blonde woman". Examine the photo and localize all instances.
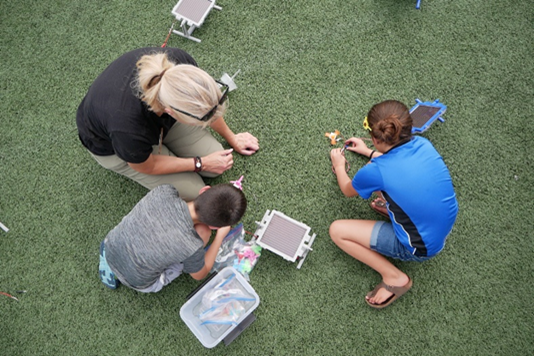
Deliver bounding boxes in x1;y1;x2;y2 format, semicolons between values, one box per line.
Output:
76;47;259;201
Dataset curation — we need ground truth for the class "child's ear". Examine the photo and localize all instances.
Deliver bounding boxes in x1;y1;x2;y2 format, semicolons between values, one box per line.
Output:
371;136;381;146
198;185;211;195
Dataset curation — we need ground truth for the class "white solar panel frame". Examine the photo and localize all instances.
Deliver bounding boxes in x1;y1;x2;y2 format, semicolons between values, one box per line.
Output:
172;0;216;27
254;210;315;268
170;0;221;43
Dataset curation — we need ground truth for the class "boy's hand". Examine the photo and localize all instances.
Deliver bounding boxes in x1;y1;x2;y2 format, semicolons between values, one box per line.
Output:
190;225;232;281
214;226;231;240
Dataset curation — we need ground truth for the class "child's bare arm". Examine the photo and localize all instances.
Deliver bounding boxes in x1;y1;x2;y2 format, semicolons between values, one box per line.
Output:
189;226;231;280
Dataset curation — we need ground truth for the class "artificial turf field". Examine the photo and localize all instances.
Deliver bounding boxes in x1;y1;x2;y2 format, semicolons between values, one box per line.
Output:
1;0;533;355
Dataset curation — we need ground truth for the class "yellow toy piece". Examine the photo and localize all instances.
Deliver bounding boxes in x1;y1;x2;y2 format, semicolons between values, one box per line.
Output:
325;130;340;145
363;116;372;132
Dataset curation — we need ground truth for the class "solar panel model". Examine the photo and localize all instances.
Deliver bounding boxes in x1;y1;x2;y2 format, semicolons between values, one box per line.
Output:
171;0;222;42
410;99;447;134
253;210;316;269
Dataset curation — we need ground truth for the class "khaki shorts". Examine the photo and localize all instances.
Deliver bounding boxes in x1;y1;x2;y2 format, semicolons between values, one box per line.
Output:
90;121;223;201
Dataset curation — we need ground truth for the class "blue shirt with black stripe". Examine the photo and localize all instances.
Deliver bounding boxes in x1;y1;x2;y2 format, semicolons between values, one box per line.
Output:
352;136;458;257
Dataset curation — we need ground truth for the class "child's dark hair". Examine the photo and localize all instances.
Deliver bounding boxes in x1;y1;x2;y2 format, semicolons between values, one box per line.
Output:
194;184;247;227
367;100;412;145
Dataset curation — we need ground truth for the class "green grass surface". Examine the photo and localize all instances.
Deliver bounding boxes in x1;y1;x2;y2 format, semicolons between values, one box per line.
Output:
1;0;533;355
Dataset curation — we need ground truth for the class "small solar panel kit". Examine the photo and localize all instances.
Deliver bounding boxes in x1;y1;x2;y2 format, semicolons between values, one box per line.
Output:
171;0;222;43
253;210;316;269
410;99;447;134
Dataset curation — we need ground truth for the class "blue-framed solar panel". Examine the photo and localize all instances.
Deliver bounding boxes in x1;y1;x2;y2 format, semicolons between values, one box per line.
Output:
410;99;447;134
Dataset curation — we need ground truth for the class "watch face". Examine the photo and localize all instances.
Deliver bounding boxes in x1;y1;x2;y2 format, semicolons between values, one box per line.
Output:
195;159;201;168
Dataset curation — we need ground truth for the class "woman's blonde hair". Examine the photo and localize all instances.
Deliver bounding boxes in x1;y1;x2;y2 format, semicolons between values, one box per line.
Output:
366;100;413;145
135;52;226;127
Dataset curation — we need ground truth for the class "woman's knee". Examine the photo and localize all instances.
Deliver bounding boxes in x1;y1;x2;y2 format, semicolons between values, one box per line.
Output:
160;173;206;201
199;171;221;179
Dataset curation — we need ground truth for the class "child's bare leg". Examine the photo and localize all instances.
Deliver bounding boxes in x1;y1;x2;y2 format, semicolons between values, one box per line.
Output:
329;219;410;305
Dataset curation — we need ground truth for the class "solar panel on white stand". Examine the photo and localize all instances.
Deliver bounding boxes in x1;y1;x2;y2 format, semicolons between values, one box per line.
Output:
253;210;316;269
171;0;222;43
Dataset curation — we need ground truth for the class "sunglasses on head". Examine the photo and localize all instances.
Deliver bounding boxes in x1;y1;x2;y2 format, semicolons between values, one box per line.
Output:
170;80;229;122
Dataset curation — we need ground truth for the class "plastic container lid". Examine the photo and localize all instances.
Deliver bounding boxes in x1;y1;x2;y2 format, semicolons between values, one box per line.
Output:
180;267;260;348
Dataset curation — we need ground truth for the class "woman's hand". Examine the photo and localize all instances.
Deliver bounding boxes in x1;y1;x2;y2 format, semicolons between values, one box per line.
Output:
201;149;234;174
229;132;259;156
209;117;259;156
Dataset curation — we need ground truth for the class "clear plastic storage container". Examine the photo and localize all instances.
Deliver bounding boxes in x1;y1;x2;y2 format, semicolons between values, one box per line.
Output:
180;267;260;348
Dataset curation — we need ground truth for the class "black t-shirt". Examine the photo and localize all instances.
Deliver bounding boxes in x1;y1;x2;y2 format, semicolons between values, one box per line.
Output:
76;47;197;163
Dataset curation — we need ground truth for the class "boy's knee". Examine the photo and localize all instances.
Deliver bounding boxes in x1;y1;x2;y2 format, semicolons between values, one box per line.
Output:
179;188;201;202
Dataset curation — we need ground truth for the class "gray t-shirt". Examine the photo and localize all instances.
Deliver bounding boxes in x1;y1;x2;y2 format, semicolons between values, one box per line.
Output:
104;185;205;289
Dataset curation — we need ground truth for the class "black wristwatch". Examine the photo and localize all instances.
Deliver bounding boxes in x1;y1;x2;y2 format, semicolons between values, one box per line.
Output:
194;156;202;172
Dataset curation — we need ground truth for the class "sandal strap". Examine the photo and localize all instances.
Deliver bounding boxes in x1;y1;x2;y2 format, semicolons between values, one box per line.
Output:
366;281;387;299
370;198;389;218
383;278;412;298
366;278;413;309
374;198;386;208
